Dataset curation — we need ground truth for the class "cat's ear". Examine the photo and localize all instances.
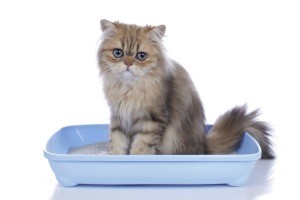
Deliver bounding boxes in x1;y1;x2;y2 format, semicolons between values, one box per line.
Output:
152;25;166;38
148;25;166;42
100;19;117;39
100;19;115;31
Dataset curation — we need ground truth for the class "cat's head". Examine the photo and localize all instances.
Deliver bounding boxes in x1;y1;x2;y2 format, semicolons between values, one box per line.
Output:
98;20;167;83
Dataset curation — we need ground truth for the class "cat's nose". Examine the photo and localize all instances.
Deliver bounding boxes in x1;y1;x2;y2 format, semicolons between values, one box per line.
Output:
124;56;134;67
124;62;132;67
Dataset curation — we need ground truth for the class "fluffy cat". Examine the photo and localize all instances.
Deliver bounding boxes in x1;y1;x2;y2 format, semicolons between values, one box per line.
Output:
97;19;274;158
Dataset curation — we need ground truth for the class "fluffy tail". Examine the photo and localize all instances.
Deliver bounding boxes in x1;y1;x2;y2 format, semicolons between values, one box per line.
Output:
206;105;275;159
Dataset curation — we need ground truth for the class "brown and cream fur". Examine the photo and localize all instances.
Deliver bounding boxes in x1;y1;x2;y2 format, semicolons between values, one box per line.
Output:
98;19;274;158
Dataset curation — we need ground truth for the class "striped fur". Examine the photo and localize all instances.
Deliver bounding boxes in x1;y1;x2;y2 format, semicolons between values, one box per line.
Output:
97;20;275;158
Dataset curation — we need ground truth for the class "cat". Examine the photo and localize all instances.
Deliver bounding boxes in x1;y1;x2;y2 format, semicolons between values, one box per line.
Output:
97;19;274;158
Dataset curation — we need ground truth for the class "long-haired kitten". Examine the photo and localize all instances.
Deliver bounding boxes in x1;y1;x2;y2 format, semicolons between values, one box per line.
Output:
97;19;274;158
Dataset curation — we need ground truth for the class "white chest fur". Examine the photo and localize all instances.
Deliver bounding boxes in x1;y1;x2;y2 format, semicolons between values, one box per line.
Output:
105;75;164;133
109;84;147;132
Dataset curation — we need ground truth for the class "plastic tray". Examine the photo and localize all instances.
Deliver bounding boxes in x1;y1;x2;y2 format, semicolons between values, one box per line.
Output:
44;124;261;187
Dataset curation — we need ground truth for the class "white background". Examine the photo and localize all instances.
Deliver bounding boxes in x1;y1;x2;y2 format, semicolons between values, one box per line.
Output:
0;0;299;199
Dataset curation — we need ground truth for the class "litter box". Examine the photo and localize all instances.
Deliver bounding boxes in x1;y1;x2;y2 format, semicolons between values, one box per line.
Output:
44;124;261;187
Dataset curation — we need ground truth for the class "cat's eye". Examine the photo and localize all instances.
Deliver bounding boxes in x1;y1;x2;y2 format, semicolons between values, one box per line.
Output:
136;52;148;61
113;49;123;58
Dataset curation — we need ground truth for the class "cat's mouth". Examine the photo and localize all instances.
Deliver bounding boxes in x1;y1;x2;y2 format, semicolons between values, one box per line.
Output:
123;70;132;74
121;69;135;79
118;65;144;80
123;68;133;74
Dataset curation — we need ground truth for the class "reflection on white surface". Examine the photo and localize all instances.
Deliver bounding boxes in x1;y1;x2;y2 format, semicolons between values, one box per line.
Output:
51;160;275;200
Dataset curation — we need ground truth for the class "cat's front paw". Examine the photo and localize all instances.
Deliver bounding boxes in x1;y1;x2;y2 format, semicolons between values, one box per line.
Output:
109;130;129;155
130;134;159;155
130;145;156;155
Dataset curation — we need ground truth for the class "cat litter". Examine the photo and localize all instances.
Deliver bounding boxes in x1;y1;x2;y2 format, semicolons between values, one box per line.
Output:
69;141;109;155
44;124;261;187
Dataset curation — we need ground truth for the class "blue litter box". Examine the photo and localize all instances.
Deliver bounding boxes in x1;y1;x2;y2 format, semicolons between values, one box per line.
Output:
44;124;261;187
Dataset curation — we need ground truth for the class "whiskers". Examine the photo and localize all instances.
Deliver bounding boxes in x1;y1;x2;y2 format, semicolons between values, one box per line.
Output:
105;62;149;81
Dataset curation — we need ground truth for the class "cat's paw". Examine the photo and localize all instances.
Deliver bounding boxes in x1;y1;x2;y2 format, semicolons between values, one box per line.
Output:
130;134;159;155
109;130;129;155
130;145;156;155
